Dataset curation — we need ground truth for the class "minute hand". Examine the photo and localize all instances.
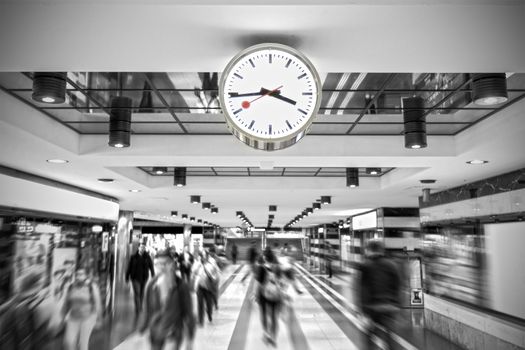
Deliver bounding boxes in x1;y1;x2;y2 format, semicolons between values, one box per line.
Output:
260;88;296;105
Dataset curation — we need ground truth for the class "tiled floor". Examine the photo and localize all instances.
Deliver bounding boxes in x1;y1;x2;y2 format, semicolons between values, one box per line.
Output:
103;262;465;350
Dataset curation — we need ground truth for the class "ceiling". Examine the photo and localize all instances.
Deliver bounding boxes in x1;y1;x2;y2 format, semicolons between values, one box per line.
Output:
1;1;525;228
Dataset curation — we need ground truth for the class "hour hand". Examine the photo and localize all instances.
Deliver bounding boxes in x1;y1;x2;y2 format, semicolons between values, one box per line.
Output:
260;88;296;105
228;91;263;98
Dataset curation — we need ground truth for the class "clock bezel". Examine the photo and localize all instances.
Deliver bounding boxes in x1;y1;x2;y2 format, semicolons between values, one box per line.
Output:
219;43;322;151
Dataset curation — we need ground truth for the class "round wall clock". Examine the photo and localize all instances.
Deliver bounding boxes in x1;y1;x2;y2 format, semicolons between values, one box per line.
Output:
219;43;322;151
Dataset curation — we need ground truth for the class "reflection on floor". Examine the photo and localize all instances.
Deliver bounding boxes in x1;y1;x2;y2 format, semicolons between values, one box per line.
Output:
101;263;464;350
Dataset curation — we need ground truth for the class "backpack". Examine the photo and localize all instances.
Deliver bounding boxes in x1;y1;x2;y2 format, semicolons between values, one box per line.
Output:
262;265;281;302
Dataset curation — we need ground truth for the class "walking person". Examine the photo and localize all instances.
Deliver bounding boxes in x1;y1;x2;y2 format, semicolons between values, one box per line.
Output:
126;243;155;316
255;248;282;346
178;247;194;283
231;242;238;265
359;240;402;350
241;241;259;282
61;268;102;350
193;249;220;325
325;241;334;278
139;251;195;350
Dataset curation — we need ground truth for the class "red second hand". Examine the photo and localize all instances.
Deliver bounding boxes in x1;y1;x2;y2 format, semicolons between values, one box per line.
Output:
242;85;283;109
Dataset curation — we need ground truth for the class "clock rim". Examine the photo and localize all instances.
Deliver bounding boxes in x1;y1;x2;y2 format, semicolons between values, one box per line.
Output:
219;43;322;151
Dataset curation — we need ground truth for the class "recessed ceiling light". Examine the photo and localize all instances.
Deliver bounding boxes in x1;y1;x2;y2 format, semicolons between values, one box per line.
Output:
98;178;114;183
129;189;141;193
466;160;489;165
47;159;69;164
113;143;125;148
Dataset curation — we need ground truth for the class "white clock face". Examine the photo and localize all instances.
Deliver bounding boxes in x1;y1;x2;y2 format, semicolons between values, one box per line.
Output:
220;44;321;150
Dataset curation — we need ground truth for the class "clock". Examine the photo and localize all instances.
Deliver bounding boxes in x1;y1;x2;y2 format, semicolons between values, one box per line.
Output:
219;43;322;151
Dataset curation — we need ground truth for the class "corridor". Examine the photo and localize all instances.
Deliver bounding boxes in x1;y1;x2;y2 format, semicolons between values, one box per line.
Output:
109;264;461;350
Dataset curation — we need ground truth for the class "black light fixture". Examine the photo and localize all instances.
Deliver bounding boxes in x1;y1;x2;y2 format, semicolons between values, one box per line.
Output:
32;72;67;104
236;211;243;217
269;205;277;212
306;208;313;215
190;195;201;204
471;73;508;106
366;168;381;175
170;211;178;217
182;214;188;219
190;217;195;222
269;214;275;219
422;188;431;203
203;202;211;210
321;196;331;205
402;96;427;149
313;202;321;210
174;167;186;187
197;219;202;223
108;96;132;148
211;207;218;214
346;168;359;187
153;167;167;175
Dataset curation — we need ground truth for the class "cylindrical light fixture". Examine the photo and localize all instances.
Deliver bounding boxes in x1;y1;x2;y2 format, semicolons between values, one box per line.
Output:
236;211;243;217
472;73;508;106
306;208;313;215
190;217;195;222
211;207;218;214
182;214;188;219
269;214;275;219
269;205;277;212
197;219;202;223
402;96;427;149
346;168;359;187
366;168;381;175
174;167;186;187
153;167;167;175
108;96;132;148
190;195;201;204
32;72;67;104
321;196;331;205
203;202;211;210
313;202;321;210
170;211;178;217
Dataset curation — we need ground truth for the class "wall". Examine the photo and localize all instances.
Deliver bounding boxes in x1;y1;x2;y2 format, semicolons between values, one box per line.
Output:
484;222;525;320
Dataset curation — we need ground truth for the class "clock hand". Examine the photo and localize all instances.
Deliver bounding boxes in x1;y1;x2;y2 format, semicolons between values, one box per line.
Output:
260;88;297;105
229;91;264;98
242;85;283;109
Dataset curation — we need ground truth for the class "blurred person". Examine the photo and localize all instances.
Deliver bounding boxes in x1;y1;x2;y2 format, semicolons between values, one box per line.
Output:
139;251;195;350
359;240;402;350
193;249;220;325
230;242;238;264
207;246;222;310
178;246;194;283
278;246;303;295
255;247;282;346
325;241;334;278
61;268;102;350
126;243;155;316
241;241;259;282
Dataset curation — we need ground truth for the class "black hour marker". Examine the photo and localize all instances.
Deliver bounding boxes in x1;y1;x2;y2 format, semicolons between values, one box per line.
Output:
268;124;272;135
234;73;243;79
285;59;292;68
298;108;307;115
286;120;292;129
234;108;242;115
302;92;313;95
269;54;272;63
249;59;255;68
297;73;307;79
249;120;255;129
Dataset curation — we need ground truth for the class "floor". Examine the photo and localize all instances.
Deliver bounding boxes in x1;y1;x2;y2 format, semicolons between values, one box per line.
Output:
98;262;464;350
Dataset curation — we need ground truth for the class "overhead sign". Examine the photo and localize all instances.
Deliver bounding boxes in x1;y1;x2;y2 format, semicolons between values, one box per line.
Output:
352;211;377;230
